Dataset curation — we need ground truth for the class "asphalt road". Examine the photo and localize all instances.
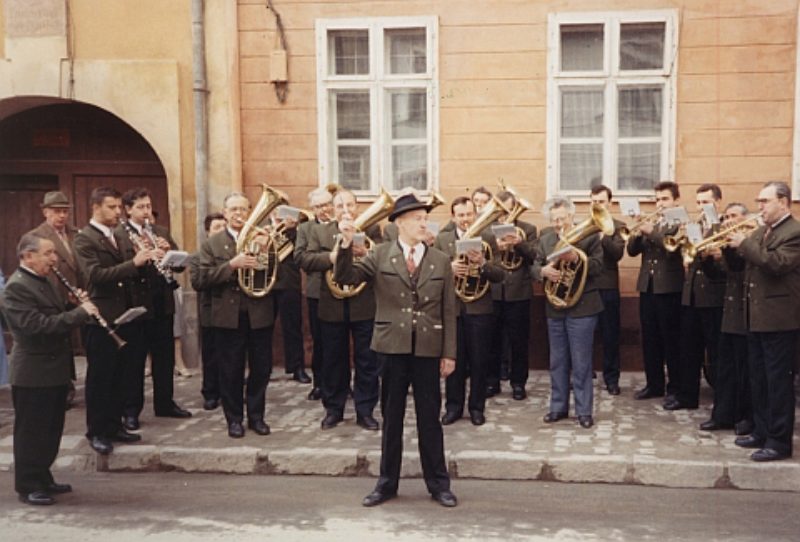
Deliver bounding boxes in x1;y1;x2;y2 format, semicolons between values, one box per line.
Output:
1;472;798;541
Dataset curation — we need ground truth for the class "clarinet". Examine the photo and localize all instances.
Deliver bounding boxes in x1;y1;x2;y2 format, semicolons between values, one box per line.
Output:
51;267;127;349
143;218;177;288
123;220;177;288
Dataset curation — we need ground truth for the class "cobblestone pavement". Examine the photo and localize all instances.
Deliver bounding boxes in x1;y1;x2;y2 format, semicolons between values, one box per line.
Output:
1;359;798;491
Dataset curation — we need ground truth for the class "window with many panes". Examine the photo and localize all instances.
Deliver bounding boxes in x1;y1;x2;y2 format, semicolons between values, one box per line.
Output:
316;17;438;196
547;11;677;197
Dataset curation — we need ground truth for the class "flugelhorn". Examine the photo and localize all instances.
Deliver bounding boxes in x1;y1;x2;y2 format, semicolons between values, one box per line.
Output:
454;195;506;302
496;182;531;270
619;209;662;241
680;214;762;265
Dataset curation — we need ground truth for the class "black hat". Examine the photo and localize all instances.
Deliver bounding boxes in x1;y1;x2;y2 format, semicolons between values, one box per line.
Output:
388;193;432;222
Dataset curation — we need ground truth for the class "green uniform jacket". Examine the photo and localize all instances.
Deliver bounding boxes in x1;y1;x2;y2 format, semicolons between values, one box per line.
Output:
626;223;685;294
490;219;538;302
273;226;301;292
294;219;322;299
193;230;275;330
738;216;800;332
1;268;90;387
188;252;212;327
681;252;726;308
595;218;626;290
532;230;604;319
704;247;746;335
334;242;457;359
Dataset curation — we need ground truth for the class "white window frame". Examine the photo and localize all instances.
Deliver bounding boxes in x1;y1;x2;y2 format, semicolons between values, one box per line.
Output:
792;5;800;200
315;16;439;198
546;10;679;199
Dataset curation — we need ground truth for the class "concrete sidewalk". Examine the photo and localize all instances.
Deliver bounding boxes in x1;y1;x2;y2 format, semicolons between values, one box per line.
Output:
1;358;798;492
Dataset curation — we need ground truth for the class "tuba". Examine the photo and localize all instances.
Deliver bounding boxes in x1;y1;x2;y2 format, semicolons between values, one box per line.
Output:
236;184;288;298
454;195;506;302
544;204;614;309
325;187;395;299
496;183;532;270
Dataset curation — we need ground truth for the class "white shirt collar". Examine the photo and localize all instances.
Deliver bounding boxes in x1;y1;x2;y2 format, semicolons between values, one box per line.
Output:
90;219;114;239
20;264;43;277
398;238;425;266
226;226;239;241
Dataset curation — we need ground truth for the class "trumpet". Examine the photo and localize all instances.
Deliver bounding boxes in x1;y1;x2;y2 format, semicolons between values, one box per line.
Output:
619;209;662;241
663;210;706;253
680;214;762;265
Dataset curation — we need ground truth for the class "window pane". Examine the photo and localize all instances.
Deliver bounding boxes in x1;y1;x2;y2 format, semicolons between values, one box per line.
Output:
561;89;604;138
620;22;665;70
386;28;426;74
560;144;603;190
329;30;369;75
392;145;427;190
619;87;662;138
338;146;370;190
561;24;604;71
335;92;370;140
391;90;426;139
618;143;660;191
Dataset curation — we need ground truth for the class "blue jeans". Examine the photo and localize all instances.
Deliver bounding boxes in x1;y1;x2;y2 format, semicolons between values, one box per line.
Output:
547;315;598;417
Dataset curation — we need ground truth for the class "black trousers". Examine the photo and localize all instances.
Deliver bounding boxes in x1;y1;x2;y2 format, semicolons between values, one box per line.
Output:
319;312;378;418
12;385;68;495
446;312;494;415
214;313;273;425
488;300;530;388
598;288;621;387
748;330;797;456
273;288;305;374
307;297;323;388
85;322;143;439
639;290;682;395
375;353;450;495
676;305;722;407
124;314;177;417
711;332;751;425
200;325;220;402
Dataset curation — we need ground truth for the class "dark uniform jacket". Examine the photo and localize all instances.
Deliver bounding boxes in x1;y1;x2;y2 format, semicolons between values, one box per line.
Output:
334;242;457;359
433;228;504;315
297;220;381;323
192;229;275;330
532;230;604;319
273;226;302;292
189;252;212;328
1;268;90;387
704;248;746;335
595;218;626;290
737;216;800;332
490;220;537;302
295;219;322;299
626;223;685;294
681;253;726;308
29;222;84;291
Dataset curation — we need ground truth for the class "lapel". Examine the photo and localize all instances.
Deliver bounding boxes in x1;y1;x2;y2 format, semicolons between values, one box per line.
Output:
387;242;412;289
416;245;435;285
18;269;63;311
219;230;237;259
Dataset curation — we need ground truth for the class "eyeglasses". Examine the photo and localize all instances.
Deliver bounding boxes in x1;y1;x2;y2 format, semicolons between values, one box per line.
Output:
754;198;777;204
311;202;333;209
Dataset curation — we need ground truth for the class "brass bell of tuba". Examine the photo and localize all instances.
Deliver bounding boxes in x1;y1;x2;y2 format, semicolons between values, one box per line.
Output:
496;183;532;271
325;187;396;299
544;204;614;309
454;195;506;303
236;184;288;298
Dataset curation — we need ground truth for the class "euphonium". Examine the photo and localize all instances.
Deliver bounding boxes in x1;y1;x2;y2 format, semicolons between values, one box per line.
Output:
454;195;506;303
326;187;396;299
273;208;315;262
496;183;532;270
619;209;662;241
680;214;762;265
544;204;615;309
236;184;288;298
427;191;446;210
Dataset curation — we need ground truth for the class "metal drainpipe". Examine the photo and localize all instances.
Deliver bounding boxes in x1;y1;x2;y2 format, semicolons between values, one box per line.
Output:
191;0;209;248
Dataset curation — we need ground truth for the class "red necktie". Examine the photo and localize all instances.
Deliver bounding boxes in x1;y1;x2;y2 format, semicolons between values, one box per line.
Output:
406;247;416;275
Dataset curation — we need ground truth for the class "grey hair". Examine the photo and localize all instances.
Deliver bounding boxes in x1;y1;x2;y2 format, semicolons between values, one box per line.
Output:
764;181;792;203
541;196;575;221
724;202;749;215
307;187;332;206
222;191;249;209
17;233;44;258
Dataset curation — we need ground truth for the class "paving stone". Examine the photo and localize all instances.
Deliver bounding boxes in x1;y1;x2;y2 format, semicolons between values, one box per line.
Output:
633;457;723;488
727;461;800;492
269;448;360;475
454;451;544;479
159;446;259;474
548;455;629;483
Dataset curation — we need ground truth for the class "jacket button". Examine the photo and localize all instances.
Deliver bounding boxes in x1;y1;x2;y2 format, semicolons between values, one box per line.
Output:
400;323;405;327
117;282;123;287
400;292;405;297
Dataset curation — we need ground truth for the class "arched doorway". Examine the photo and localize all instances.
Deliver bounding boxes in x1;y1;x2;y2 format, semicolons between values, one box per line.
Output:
0;99;169;276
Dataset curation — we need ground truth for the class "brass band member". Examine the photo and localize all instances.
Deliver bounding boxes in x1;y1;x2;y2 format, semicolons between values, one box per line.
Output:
626;181;684;401
334;192;458;508
471;185;493;214
2;233;98;505
118;188;191;429
532;197;604;428
435;196;503;426
193;192;275;439
665;184;726;411
728;181;800;461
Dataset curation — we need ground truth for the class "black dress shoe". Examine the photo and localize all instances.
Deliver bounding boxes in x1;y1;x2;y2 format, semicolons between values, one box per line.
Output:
607;383;621;396
321;413;343;430
699;419;733;431
248;420;271;436
357;414;380;431
485;385;500;398
18;491;55;506
292;369;312;384
203;398;220;411
735;420;754;436
362;489;396;507
751;448;790;462
307;387;322;401
634;387;664;400
46;482;72;494
431;490;458;507
578;415;594;429
109;429;142;443
735;435;765;449
122;416;140;431
512;386;527;401
663;398;697;411
89;436;113;455
228;422;245;439
469;410;486;426
155;405;192;418
543;411;568;423
440;411;462;425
